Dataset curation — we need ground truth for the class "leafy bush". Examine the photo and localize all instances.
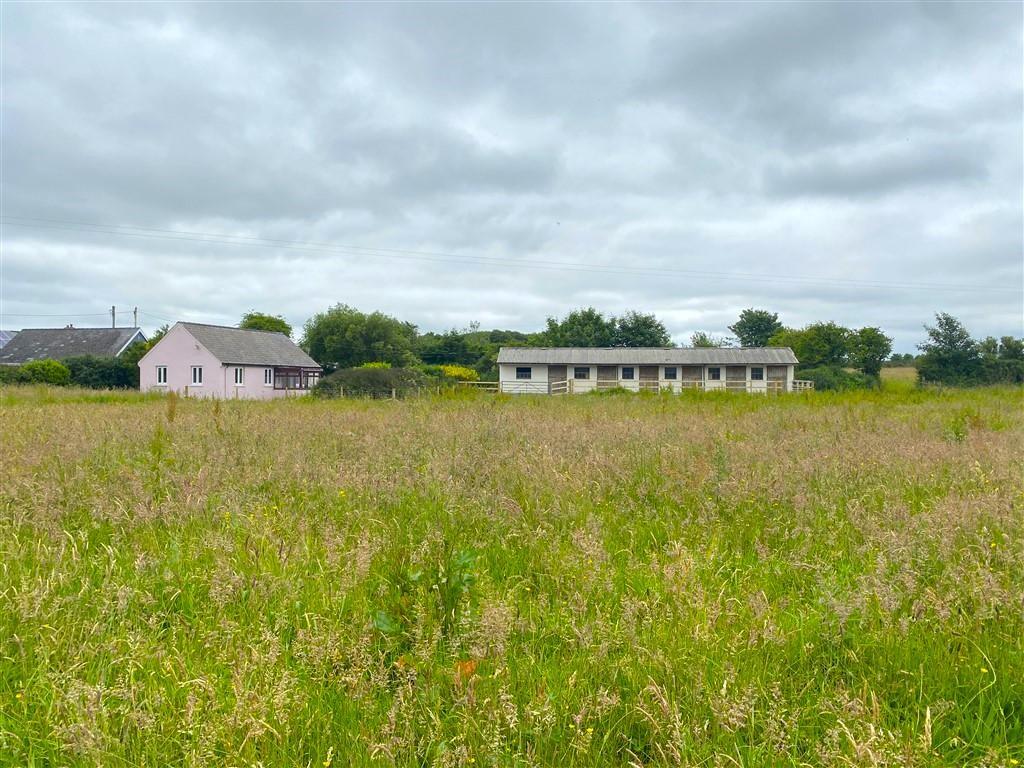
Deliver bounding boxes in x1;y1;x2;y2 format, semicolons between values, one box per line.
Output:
358;361;392;370
64;355;137;389
439;364;479;382
18;359;72;386
0;366;26;384
798;366;877;392
314;366;427;398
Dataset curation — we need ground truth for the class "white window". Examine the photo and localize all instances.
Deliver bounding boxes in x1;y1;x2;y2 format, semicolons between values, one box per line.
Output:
156;366;167;385
621;366;635;380
264;367;273;386
750;367;764;381
664;366;677;380
234;367;244;385
191;366;203;386
515;367;532;380
707;367;721;381
573;366;590;380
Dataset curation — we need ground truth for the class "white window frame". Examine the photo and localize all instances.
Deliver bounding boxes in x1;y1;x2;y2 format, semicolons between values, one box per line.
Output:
191;366;203;386
664;366;677;380
750;366;764;381
515;366;532;380
573;366;590;380
264;367;273;386
156;366;167;385
707;366;721;381
234;366;244;386
621;366;635;380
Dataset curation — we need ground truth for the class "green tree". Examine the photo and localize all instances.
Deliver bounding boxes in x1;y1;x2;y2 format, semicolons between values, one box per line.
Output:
613;311;672;347
769;322;850;369
849;327;893;377
916;313;980;385
543;308;616;346
728;309;783;347
240;311;292;337
416;329;473;366
999;336;1024;360
978;336;999;359
690;331;727;348
302;304;417;369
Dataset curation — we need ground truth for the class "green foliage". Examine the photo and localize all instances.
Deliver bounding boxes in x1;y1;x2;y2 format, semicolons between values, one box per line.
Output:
544;308;673;348
770;322;850;368
302;304;417;370
64;355;137;389
18;358;71;385
358;361;392;369
798;365;877;391
728;308;782;347
313;366;426;398
848;326;893;377
543;307;616;347
0;365;25;384
917;313;981;386
690;331;728;348
239;311;292;337
999;336;1024;360
613;311;671;347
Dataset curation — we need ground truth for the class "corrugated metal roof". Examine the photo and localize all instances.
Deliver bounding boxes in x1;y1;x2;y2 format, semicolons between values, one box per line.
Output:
181;323;321;368
0;327;144;364
496;346;798;365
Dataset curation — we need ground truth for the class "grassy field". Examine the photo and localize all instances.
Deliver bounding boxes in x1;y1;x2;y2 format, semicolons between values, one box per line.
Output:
1;385;1022;767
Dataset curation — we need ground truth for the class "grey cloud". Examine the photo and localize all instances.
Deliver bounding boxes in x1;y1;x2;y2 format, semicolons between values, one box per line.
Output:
763;140;990;198
1;2;1021;351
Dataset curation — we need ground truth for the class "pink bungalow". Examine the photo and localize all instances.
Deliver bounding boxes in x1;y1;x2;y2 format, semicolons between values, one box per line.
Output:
139;322;322;399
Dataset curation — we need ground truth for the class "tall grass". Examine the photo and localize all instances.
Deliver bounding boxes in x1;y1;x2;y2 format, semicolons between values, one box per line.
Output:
1;385;1022;766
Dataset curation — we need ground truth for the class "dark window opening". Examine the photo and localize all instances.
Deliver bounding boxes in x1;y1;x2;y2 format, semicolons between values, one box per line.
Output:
621;366;635;380
515;367;532;380
664;366;677;380
708;367;721;381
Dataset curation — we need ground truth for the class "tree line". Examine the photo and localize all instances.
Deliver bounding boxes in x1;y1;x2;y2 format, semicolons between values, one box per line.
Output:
1;307;1018;390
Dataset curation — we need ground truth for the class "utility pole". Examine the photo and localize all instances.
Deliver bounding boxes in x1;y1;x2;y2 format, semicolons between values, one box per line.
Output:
111;305;116;328
133;306;138;327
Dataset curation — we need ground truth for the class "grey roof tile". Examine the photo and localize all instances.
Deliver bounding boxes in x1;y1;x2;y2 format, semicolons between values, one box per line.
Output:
0;327;144;364
180;323;321;368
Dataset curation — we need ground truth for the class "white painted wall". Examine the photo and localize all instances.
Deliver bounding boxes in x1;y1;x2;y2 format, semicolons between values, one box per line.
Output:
498;363;549;393
498;360;798;394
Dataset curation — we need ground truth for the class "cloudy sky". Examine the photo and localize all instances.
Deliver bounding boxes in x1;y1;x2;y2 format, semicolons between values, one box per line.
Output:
2;2;1021;351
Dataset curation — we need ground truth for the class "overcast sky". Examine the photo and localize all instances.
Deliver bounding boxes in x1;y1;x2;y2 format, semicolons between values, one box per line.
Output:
2;2;1021;351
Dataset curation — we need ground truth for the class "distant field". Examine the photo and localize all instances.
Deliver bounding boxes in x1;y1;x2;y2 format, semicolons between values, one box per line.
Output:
881;366;919;383
1;386;1022;766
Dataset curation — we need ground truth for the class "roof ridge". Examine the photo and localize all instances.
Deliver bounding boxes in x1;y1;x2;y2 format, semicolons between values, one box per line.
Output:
180;321;286;336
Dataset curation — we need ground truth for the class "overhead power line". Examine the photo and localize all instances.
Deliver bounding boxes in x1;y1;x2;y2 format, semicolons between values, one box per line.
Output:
2;214;1014;296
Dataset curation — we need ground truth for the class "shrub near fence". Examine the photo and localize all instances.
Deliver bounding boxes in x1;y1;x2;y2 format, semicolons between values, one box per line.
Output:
313;366;427;398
